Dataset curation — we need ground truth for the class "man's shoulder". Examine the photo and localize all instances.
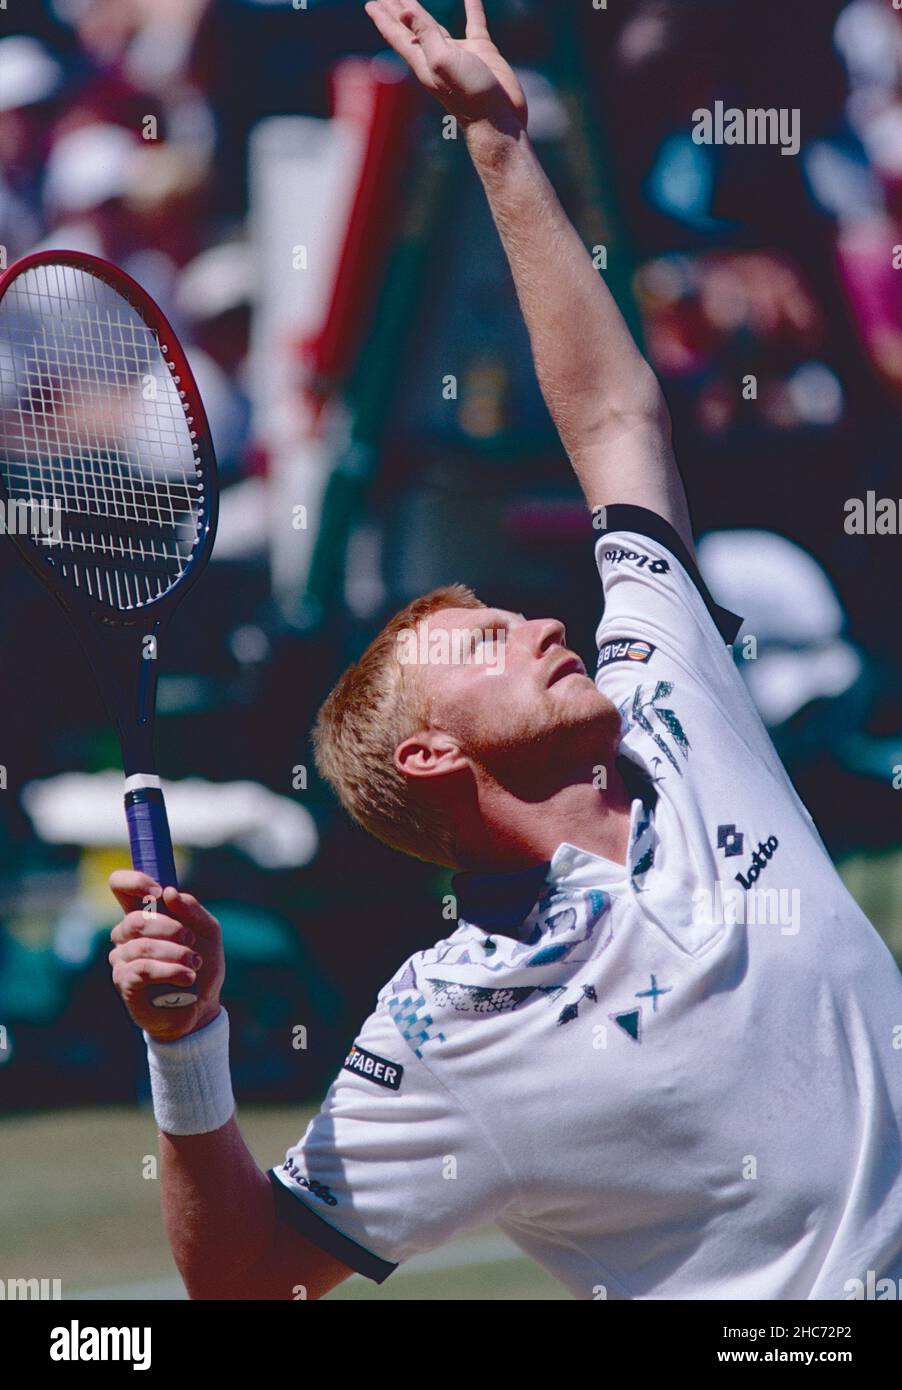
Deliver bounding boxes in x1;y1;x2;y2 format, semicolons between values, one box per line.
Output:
367;923;483;1059
371;917;564;1063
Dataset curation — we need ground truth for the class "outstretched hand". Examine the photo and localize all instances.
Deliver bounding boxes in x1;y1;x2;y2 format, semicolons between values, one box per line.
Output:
364;0;527;131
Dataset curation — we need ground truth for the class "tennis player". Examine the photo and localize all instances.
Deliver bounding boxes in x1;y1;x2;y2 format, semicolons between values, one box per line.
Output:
108;0;902;1300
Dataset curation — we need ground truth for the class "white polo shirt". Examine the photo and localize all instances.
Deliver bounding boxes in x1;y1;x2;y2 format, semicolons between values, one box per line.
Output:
271;505;902;1299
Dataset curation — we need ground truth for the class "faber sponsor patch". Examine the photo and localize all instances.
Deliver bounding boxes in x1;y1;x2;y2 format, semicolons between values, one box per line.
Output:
597;637;656;668
343;1044;404;1091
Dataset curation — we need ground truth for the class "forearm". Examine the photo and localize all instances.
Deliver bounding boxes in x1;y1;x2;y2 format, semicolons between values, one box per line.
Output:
363;0;689;539
147;1011;335;1300
159;1117;277;1299
464;121;670;468
160;1121;350;1300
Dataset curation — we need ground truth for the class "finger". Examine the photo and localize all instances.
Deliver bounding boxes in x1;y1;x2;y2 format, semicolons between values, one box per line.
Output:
159;887;221;941
365;1;433;83
464;0;490;38
384;0;452;35
398;1;452;65
376;0;409;16
109;869;162;914
110;938;203;970
396;0;443;36
113;958;198;993
110;910;195;947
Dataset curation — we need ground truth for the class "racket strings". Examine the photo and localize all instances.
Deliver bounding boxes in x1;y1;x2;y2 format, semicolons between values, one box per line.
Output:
0;262;205;610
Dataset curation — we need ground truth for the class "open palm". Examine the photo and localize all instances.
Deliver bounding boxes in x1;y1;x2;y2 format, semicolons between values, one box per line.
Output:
365;0;528;129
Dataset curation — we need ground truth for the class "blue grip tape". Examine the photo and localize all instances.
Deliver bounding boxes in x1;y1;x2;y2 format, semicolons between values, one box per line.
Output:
124;786;194;1005
125;791;178;888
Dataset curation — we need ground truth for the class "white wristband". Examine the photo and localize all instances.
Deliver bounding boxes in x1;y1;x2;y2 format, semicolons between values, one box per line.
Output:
143;1007;236;1136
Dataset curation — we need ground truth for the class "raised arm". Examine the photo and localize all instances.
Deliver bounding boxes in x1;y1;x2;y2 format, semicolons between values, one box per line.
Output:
365;0;693;553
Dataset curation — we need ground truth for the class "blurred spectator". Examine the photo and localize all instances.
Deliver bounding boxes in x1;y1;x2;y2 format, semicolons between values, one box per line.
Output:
827;0;902;395
174;239;255;475
0;35;63;256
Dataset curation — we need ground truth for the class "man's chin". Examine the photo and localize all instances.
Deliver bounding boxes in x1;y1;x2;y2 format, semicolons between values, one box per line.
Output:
548;684;621;748
553;676;617;718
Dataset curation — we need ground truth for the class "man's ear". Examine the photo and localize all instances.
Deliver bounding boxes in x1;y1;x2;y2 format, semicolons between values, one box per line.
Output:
394;730;468;780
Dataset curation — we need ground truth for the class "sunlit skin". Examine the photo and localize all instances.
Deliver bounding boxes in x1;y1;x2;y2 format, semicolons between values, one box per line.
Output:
394;606;633;872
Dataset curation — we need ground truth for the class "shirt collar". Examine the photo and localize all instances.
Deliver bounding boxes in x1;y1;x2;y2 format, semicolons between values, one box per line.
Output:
451;858;550;935
454;837;629;926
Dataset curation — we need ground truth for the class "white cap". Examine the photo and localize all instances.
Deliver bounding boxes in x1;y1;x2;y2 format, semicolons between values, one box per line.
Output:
698;529;861;725
44;123;139;214
0;35;63;113
698;528;844;645
175;241;256;322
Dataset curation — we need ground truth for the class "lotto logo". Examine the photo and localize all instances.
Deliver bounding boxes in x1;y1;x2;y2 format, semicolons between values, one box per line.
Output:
734;835;779;889
717;824;745;858
603;548;670;575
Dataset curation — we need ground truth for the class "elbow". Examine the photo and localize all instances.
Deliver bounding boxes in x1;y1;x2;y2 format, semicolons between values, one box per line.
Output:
571;394;673;463
563;372;672;453
175;1246;262;1301
594;377;672;438
180;1265;239;1301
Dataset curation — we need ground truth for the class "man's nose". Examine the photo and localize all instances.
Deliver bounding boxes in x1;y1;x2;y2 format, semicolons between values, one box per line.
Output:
528;617;567;656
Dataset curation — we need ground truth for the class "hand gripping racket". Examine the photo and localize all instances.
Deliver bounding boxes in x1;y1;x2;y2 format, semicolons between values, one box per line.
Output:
0;251;218;1007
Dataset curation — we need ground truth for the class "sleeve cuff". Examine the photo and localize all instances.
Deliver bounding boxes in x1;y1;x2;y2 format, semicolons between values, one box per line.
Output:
595;503;744;645
267;1168;398;1285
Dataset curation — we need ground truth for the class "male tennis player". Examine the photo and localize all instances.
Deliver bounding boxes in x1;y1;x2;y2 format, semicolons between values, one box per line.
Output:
108;0;902;1300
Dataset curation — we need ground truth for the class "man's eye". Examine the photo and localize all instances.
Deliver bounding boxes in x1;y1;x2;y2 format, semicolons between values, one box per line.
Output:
467;627;499;656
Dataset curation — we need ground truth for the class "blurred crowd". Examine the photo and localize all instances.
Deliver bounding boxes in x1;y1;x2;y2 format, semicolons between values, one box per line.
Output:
603;0;902;407
0;0;395;484
2;1;900;472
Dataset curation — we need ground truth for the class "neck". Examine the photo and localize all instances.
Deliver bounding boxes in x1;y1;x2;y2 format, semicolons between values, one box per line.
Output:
456;756;633;873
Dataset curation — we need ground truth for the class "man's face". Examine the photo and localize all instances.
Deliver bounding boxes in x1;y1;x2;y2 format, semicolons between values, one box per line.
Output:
400;605;620;779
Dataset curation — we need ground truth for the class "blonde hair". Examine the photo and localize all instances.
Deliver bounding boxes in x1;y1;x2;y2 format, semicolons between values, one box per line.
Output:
312;584;483;868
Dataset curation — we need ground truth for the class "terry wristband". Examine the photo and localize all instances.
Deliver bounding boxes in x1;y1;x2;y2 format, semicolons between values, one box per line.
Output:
143;1006;236;1135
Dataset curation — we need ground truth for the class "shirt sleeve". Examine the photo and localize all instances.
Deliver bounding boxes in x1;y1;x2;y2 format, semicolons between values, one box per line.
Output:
268;1001;514;1283
594;504;744;668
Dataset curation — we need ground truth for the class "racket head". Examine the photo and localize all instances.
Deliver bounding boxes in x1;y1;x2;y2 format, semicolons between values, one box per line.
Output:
0;250;218;628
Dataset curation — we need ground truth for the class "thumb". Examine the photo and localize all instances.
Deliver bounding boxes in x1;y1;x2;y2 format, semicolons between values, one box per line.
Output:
109;869;163;916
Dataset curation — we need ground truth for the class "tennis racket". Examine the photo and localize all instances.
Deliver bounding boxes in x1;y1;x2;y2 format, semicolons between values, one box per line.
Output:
0;250;218;1007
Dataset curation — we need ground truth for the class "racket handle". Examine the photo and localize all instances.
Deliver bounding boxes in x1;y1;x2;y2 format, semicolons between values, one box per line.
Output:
124;778;196;1010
